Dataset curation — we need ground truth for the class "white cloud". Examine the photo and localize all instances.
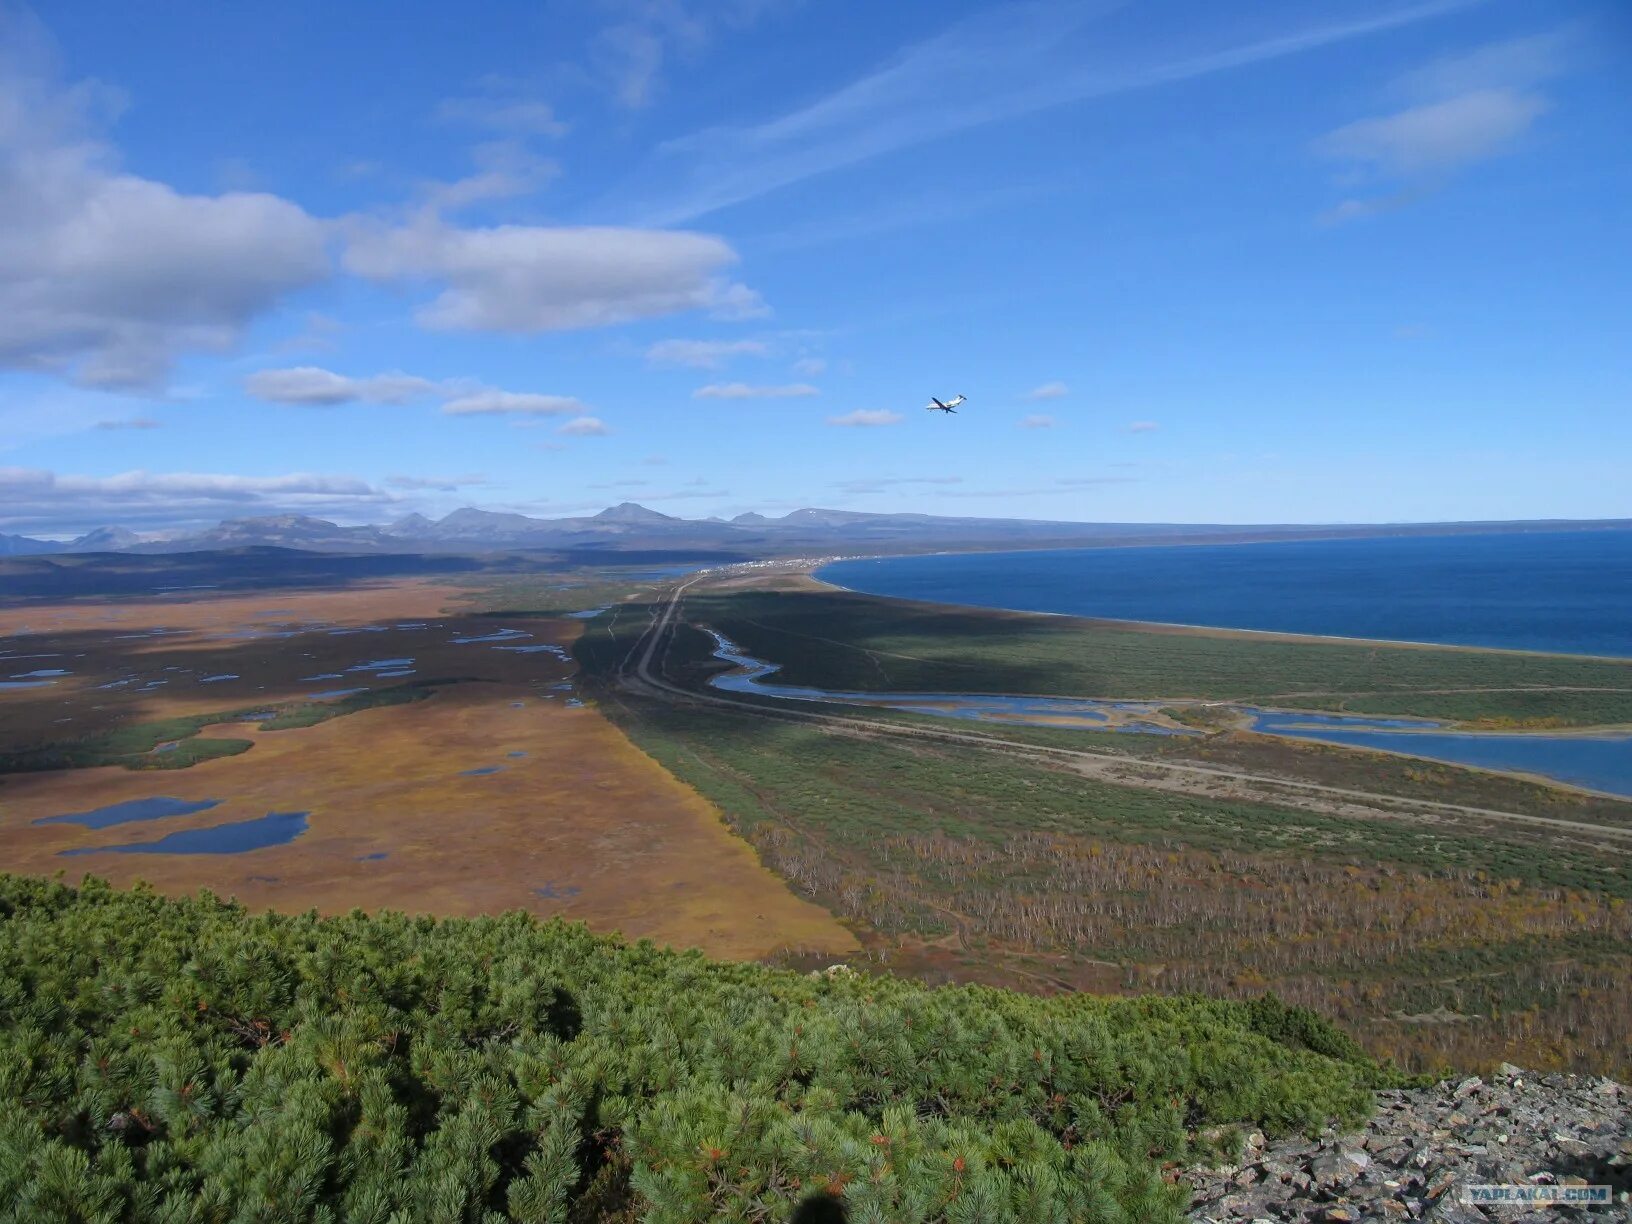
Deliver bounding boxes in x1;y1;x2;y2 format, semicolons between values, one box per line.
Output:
633;0;1476;224
0;465;392;533
693;382;818;399
442;390;586;416
343;214;763;331
1025;381;1068;401
1126;421;1159;433
244;366;440;406
557;416;611;436
827;409;902;427
1018;414;1055;429
0;18;330;389
93;417;161;430
792;356;827;377
385;473;488;491
1316;88;1546;179
646;338;768;368
703;280;772;321
244;366;593;423
423;140;559;211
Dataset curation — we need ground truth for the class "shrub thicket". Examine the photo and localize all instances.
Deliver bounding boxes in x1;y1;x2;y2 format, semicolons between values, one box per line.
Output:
0;875;1385;1222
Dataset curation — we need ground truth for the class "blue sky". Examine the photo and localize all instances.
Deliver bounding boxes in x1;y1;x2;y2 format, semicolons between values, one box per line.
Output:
1;0;1627;537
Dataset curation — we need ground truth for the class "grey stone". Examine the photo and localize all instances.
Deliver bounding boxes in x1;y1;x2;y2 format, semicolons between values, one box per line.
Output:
1183;1065;1628;1223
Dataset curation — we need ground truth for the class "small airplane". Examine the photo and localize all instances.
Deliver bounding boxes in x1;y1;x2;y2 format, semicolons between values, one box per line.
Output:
926;394;966;414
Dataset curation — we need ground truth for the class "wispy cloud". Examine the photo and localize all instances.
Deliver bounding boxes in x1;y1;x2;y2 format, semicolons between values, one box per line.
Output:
827;409;902;428
940;478;1135;499
244;367;594;422
1024;381;1068;401
1392;28;1575;102
1018;414;1056;429
742;183;1048;253
274;312;345;355
1126;420;1159;433
385;473;489;491
422;140;560;211
632;0;1475;223
646;338;769;368
244;367;440;406
1314;28;1575;222
557;416;612;436
835;475;962;493
1318;89;1546;179
693;382;819;399
94;417;162;431
437;81;568;137
591;0;796;110
443;391;586;417
0;465;394;533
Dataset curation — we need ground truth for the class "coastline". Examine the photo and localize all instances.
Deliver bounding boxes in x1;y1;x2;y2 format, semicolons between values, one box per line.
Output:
796;552;1632;665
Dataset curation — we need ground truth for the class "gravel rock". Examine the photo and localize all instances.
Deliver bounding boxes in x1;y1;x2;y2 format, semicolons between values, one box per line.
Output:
1186;1066;1631;1223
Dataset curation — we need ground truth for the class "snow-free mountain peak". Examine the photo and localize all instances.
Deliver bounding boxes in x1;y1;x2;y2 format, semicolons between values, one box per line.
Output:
593;502;676;524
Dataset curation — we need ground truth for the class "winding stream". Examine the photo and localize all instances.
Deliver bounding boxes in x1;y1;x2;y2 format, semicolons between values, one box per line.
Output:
702;631;1632;798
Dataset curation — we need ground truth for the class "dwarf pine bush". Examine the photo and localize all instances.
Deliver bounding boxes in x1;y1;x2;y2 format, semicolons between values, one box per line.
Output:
0;874;1383;1222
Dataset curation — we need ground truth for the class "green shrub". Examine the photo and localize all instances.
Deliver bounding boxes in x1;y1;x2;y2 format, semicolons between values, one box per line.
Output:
0;875;1381;1222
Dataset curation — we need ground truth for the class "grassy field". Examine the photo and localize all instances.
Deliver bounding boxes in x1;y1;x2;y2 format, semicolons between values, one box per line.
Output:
681;587;1632;726
0;576;858;961
0;680;459;774
577;598;1632;1079
451;573;671;619
645;615;1632;831
593;688;1632;1078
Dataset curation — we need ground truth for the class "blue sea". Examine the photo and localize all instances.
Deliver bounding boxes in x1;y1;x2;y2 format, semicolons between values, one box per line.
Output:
819;530;1632;658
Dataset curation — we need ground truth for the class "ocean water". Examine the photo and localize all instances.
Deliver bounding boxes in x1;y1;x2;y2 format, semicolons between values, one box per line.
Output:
819;530;1632;658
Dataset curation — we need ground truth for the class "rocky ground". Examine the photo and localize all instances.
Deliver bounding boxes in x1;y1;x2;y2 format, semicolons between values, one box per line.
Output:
1187;1065;1631;1222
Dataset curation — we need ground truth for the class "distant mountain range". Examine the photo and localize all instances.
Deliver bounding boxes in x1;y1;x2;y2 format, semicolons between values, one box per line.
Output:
5;503;1629;559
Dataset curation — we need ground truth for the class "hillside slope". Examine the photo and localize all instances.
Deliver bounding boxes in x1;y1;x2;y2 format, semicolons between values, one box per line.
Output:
0;875;1386;1222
